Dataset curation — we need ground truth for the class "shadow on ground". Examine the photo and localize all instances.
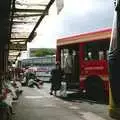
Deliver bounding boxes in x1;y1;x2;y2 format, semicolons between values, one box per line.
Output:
57;92;109;105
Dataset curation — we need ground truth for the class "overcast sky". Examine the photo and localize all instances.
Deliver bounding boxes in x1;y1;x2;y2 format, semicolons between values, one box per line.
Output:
27;0;114;49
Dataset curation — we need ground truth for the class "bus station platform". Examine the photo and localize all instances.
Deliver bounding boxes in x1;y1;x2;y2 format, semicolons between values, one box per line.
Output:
12;84;114;120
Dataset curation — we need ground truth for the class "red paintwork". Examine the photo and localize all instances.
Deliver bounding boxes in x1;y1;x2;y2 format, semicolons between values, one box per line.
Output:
56;28;111;96
58;28;111;42
81;60;108;76
79;42;109;96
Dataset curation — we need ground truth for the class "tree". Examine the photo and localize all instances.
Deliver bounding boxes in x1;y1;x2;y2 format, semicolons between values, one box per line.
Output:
31;48;55;57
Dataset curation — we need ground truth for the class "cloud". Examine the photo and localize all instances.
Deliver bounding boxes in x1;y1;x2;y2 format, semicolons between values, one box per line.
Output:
28;0;114;48
57;0;114;37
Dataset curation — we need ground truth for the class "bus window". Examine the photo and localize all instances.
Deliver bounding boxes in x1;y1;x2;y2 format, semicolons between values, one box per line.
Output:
84;39;109;61
84;50;99;60
61;49;68;69
99;51;104;60
88;52;92;60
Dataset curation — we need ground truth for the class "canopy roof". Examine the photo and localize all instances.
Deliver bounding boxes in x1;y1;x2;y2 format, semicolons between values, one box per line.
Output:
9;0;55;61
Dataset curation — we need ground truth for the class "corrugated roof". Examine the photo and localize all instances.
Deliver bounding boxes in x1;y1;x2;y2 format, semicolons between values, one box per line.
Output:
9;0;55;61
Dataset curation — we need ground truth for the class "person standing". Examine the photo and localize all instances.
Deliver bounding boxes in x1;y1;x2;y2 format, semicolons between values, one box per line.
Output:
50;62;63;96
64;49;73;86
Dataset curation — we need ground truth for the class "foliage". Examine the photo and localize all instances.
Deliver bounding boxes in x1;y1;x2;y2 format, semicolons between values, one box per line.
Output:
31;48;55;57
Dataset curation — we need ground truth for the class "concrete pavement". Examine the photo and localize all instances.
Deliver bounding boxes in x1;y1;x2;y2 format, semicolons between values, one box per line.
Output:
12;83;115;120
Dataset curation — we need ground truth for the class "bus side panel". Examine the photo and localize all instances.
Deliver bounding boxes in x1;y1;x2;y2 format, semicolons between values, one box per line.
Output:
79;42;109;97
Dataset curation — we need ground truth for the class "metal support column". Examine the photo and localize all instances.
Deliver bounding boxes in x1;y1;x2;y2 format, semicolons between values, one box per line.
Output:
108;0;120;119
0;0;12;93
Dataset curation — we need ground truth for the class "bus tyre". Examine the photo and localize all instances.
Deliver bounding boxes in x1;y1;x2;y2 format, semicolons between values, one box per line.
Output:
85;76;105;102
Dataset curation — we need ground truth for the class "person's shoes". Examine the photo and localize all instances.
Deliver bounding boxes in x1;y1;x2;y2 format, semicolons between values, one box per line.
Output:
49;92;53;95
12;111;16;115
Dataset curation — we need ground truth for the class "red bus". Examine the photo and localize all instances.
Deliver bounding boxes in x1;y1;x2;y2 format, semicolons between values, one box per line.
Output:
56;28;111;99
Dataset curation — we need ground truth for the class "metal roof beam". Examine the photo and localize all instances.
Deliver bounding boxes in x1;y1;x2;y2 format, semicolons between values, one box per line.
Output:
16;1;47;7
27;0;55;43
11;38;27;40
9;0;16;41
12;21;35;24
13;13;47;18
14;8;45;13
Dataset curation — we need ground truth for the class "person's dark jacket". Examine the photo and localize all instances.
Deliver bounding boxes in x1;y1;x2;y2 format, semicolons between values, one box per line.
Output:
50;68;64;90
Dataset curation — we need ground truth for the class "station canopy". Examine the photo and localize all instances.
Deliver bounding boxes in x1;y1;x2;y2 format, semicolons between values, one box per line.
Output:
9;0;55;61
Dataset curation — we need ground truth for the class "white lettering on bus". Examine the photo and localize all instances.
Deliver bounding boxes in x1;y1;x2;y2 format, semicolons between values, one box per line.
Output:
84;66;104;70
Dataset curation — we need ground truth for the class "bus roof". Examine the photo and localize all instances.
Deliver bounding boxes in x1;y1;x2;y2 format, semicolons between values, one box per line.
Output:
57;28;112;46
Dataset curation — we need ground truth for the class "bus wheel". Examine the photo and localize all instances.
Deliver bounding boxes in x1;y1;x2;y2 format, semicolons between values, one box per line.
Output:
85;76;105;102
